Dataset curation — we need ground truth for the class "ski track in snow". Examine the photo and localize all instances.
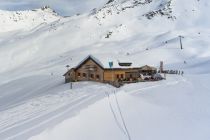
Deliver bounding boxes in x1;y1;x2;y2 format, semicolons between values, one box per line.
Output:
0;82;114;140
5;95;98;140
0;75;182;140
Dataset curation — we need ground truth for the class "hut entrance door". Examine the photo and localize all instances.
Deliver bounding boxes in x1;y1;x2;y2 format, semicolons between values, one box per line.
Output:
85;65;97;81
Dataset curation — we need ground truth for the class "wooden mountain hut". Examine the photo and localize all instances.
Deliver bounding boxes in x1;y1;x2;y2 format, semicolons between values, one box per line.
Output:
63;55;158;85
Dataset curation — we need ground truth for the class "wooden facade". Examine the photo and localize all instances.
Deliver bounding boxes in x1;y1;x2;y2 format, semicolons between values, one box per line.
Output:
64;68;76;83
63;55;157;85
74;58;104;82
104;69;125;82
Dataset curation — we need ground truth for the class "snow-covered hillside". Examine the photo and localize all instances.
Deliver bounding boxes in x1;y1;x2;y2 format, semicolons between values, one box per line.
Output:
0;0;210;140
0;6;61;33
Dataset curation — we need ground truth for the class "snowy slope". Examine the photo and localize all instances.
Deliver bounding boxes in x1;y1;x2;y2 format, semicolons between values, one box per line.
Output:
0;0;209;76
0;0;210;140
28;75;210;140
0;6;61;33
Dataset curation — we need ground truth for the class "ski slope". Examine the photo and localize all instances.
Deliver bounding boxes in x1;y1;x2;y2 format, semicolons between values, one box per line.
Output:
28;75;210;140
0;0;210;140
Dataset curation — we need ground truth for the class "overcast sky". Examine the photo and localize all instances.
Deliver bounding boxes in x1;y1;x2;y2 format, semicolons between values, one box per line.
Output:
0;0;107;16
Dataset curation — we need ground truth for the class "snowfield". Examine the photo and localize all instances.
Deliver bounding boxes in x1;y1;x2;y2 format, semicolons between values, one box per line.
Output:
28;75;210;140
0;0;210;140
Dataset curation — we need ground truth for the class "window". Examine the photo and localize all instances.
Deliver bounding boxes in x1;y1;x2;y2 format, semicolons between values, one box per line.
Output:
121;74;124;78
78;73;81;77
90;74;94;79
116;74;119;79
83;73;86;78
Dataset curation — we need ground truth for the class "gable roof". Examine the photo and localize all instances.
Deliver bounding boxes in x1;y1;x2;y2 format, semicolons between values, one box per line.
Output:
139;65;157;71
63;68;75;76
74;55;104;70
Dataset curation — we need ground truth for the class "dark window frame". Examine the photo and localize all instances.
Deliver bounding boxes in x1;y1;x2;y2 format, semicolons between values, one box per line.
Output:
78;73;81;77
96;74;100;80
116;74;120;79
90;74;94;79
83;73;87;78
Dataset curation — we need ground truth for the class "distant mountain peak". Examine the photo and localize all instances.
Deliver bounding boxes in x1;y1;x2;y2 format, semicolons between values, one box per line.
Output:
106;0;114;4
40;5;57;14
91;0;174;22
41;5;51;10
105;0;152;5
0;7;61;33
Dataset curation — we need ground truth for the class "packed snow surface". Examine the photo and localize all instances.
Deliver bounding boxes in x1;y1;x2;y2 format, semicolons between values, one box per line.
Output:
28;75;210;140
0;0;210;140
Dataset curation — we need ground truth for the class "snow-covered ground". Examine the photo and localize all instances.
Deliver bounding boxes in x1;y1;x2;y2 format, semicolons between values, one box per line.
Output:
0;78;115;140
28;75;210;140
0;0;210;140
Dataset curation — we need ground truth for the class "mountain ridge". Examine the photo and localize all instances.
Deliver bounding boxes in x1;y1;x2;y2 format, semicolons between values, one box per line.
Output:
0;6;61;33
91;0;174;21
0;0;210;75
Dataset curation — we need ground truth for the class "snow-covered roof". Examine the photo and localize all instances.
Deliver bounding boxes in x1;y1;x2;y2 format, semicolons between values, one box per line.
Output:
139;65;157;71
74;55;104;70
73;55;143;69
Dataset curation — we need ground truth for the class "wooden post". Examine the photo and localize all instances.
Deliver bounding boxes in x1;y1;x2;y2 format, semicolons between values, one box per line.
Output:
179;35;184;50
70;82;72;89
